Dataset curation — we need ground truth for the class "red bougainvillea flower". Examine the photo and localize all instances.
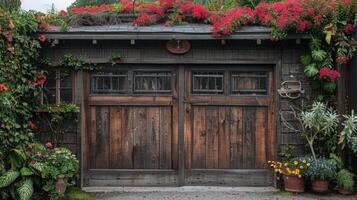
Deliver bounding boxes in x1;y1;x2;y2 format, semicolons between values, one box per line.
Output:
8;20;15;29
60;10;67;17
0;83;8;91
217;1;223;6
31;74;47;87
336;54;349;65
343;23;354;34
45;142;53;149
132;13;158;26
38;35;46;42
28;121;36;129
319;67;341;82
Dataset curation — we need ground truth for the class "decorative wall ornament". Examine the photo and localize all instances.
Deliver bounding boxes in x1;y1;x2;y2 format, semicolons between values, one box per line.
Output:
166;40;191;55
278;81;304;99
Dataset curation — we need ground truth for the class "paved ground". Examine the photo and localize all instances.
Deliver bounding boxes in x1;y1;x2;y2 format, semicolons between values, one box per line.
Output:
85;187;357;200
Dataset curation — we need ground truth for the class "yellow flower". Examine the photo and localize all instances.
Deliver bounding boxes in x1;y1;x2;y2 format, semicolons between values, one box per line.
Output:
307;163;310;166
298;175;302;178
300;166;304;170
268;160;271;164
293;161;298;166
277;177;280;180
302;160;306;163
275;169;279;173
284;163;288;167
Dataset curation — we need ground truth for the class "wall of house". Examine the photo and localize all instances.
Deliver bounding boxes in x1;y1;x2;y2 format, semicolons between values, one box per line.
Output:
40;39;312;163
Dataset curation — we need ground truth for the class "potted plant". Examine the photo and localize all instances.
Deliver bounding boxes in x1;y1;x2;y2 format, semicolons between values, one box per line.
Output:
337;169;355;195
268;158;310;193
304;157;337;193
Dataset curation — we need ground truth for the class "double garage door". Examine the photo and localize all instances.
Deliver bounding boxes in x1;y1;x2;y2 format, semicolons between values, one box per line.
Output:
84;65;275;186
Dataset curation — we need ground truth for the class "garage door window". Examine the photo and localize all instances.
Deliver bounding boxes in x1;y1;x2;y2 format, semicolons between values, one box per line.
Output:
192;71;224;94
231;72;267;95
91;72;128;94
134;71;171;93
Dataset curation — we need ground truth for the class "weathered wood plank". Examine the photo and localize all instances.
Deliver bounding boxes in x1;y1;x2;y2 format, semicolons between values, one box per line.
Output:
88;169;178;187
185;169;272;186
109;107;122;168
230;107;243;168
159;107;172;169
255;108;267;168
205;106;219;169
95;107;110;168
121;106;133;168
192;106;206;168
242;107;256;168
218;107;230;169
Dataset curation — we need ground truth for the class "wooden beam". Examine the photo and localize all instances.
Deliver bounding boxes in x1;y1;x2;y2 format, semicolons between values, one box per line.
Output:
178;65;185;186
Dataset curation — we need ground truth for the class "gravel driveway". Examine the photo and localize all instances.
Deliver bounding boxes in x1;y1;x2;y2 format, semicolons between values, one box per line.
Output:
86;187;357;200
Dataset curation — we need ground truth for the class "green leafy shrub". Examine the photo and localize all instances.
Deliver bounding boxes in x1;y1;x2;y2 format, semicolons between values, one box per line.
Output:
304;157;337;181
339;111;357;153
337;169;354;191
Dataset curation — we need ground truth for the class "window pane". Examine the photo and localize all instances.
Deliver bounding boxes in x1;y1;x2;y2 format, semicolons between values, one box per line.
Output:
91;72;127;94
43;71;56;104
192;71;224;94
60;89;72;103
231;72;267;95
133;71;171;93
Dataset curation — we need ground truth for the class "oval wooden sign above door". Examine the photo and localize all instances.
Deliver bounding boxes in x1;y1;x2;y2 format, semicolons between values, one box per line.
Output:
166;40;191;55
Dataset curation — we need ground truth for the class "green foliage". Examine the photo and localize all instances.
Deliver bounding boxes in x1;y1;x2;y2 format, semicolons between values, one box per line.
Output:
304;157;337;181
59;54;98;71
0;171;20;188
278;144;295;162
337;169;355;190
311;50;327;62
16;178;34;200
0;0;21;11
65;187;94;200
339;111;357;153
304;64;319;78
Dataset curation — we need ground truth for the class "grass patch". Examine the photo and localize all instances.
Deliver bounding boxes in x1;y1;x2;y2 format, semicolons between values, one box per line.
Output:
277;191;292;196
65;187;94;200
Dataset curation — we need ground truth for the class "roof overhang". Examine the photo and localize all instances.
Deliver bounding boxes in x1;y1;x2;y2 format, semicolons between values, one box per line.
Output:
41;24;309;40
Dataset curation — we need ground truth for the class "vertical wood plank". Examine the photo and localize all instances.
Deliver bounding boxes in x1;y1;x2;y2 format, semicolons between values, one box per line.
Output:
109;107;122;168
230;107;243;168
192;106;206;168
178;65;185;185
184;103;192;169
89;107;96;168
145;107;160;169
242;107;256;168
267;70;276;162
121;106;133;168
133;107;147;168
205;106;219;169
95;106;110;168
255;108;267;168
218;107;230;168
159;107;172;169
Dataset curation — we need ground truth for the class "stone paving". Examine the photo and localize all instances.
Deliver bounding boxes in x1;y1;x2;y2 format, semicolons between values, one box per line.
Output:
85;187;357;200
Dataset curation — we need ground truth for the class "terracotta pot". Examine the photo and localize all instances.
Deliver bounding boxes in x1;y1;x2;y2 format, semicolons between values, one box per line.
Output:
55;175;68;194
311;180;329;193
338;188;354;195
283;175;305;193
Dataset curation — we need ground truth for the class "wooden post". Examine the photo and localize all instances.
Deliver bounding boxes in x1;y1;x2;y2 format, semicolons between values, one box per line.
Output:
178;65;185;186
75;70;84;187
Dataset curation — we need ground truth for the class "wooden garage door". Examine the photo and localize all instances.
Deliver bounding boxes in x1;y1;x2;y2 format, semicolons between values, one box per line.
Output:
184;67;275;186
84;67;179;186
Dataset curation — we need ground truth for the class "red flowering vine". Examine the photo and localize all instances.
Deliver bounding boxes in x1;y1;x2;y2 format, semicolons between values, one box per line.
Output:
319;67;341;82
31;74;47;87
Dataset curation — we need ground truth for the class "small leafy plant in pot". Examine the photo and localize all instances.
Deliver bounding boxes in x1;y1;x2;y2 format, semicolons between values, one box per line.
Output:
304;157;337;193
337;169;354;195
268;158;310;193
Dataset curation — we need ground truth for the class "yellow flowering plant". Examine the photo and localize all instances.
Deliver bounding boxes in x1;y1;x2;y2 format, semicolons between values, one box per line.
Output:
268;158;311;179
